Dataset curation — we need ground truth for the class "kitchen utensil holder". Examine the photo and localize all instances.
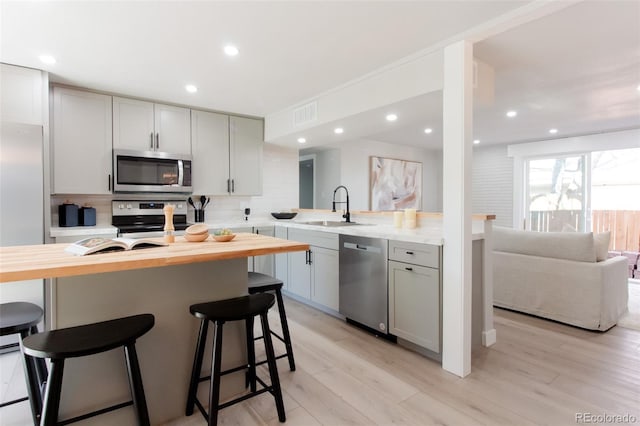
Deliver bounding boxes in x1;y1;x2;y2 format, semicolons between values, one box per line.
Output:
194;209;205;223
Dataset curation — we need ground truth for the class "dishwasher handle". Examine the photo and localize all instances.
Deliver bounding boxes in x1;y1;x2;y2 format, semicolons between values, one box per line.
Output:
343;242;382;254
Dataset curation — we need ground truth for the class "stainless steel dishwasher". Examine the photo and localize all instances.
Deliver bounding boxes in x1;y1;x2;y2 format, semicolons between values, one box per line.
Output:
339;234;391;337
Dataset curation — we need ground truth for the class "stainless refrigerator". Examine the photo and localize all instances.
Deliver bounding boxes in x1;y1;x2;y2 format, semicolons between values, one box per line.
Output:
0;122;44;349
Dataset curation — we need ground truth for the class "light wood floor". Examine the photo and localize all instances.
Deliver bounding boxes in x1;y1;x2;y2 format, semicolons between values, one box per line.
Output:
2;298;640;425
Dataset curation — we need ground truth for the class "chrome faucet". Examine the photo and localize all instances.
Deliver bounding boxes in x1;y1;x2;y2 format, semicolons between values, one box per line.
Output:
332;185;351;222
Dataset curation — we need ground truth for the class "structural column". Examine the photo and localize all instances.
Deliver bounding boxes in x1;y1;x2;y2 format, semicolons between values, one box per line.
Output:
441;40;473;377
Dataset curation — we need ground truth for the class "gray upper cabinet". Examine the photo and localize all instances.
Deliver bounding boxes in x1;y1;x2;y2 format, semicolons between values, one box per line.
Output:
191;111;263;196
229;116;263;196
113;96;190;155
0;64;43;125
52;86;112;194
191;110;229;195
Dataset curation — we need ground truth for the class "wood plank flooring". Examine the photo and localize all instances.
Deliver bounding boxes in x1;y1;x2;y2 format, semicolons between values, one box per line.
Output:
2;298;639;425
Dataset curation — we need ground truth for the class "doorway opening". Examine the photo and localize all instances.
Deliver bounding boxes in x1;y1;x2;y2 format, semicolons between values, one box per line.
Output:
299;155;315;209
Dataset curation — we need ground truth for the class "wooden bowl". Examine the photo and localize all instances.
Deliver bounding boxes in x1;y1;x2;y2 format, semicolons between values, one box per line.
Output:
185;223;209;235
184;232;209;242
212;234;235;242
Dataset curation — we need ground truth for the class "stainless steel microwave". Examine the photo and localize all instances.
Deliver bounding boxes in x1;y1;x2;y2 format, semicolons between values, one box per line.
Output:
113;149;192;193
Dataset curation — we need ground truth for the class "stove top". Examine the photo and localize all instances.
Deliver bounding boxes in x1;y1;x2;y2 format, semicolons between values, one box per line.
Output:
112;200;191;234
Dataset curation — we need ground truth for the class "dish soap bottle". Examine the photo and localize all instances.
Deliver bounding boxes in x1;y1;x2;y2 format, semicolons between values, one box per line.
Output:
163;204;175;243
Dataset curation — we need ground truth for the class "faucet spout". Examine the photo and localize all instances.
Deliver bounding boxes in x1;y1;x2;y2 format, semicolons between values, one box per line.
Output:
332;185;351;222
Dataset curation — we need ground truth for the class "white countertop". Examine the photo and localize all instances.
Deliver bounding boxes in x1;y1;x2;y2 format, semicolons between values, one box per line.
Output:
50;217;490;246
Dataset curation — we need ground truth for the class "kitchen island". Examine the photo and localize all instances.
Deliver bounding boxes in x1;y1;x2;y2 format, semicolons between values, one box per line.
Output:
0;233;308;425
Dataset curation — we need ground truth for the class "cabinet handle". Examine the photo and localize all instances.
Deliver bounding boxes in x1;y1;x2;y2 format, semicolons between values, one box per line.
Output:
108;174;111;191
155;133;159;150
405;267;413;271
305;250;309;264
308;249;312;265
231;179;235;193
406;251;414;255
150;132;154;149
227;179;230;193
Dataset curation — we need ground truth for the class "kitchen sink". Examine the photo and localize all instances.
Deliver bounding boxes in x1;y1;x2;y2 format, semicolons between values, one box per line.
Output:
298;220;363;227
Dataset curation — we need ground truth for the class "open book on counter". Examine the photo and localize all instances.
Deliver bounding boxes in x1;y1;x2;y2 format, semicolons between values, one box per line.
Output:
64;237;168;256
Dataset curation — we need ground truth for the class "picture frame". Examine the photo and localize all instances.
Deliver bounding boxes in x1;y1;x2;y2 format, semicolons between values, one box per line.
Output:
370;156;422;211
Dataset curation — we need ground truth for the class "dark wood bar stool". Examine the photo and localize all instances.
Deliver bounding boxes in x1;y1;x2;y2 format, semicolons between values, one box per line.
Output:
0;302;48;425
21;314;154;426
247;272;296;371
185;293;286;426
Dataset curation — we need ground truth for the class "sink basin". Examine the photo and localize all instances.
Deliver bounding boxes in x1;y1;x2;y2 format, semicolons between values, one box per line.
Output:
298;220;362;227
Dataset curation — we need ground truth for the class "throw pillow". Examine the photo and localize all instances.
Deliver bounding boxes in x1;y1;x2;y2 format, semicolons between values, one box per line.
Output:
594;231;611;261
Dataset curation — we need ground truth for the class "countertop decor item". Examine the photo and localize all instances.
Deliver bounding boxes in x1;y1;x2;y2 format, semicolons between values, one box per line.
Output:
271;212;297;220
213;234;235;242
163;204;175;243
184;232;209;242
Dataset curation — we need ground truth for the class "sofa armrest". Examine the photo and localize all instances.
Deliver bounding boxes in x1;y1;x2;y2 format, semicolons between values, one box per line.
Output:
596;256;629;329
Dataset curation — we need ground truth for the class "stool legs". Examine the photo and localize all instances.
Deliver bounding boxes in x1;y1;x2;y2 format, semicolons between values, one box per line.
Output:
41;358;65;426
19;330;44;426
245;317;257;392
274;289;296;371
260;312;286;423
186;319;209;416
124;343;151;426
208;321;225;426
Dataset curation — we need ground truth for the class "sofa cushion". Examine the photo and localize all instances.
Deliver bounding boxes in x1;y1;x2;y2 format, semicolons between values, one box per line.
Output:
493;226;596;262
594;231;611;262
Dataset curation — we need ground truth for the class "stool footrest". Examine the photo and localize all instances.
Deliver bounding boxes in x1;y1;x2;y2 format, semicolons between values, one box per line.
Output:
57;400;133;426
254;331;286;344
197;363;251;384
255;353;289;367
0;396;28;407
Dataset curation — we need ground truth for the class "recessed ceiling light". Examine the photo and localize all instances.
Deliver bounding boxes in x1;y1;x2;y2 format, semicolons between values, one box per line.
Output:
334;128;344;134
549;128;558;134
386;114;397;122
39;55;56;65
224;45;239;56
297;137;306;144
185;84;198;93
424;128;433;134
506;110;518;118
473;139;480;145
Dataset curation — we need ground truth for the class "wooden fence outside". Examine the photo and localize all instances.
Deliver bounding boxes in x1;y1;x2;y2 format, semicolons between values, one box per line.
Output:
529;210;640;252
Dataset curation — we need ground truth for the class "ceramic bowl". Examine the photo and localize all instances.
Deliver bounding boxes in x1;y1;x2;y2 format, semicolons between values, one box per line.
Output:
184;232;209;242
185;223;209;235
212;234;235;242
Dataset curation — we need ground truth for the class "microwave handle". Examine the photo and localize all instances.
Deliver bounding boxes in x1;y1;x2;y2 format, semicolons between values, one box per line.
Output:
149;133;154;150
155;133;159;150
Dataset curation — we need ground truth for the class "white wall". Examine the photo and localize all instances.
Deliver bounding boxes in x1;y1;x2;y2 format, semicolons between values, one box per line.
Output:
471;144;513;227
314;149;341;210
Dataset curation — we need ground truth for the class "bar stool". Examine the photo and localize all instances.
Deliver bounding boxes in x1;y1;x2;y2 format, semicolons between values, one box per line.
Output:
247;272;296;371
21;314;154;426
185;293;285;426
0;302;48;425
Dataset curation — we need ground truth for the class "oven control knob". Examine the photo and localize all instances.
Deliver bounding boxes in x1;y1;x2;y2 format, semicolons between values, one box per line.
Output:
177;203;183;209
126;203;132;209
118;203;124;209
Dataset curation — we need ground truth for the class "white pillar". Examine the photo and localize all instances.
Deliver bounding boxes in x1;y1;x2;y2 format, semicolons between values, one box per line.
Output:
442;40;473;377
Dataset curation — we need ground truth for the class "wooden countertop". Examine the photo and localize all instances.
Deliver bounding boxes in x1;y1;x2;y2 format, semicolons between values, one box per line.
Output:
0;233;308;283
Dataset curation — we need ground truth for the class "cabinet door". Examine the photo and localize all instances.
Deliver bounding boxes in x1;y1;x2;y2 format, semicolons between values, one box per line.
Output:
274;226;288;289
113;97;155;151
388;261;440;352
191;110;229;195
52;87;112;194
154;103;191;154
311;246;339;311
287;250;310;299
0;64;43;125
253;227;274;276
229;116;262;195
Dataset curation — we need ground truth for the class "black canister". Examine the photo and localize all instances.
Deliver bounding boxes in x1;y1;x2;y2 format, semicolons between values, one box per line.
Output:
58;201;79;227
79;206;96;226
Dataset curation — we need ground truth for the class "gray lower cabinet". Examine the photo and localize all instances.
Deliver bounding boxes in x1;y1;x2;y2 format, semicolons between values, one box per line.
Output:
253;226;274;276
286;228;339;311
388;240;441;353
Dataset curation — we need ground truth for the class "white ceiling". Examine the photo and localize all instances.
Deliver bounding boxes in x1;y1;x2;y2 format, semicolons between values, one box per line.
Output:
2;1;639;150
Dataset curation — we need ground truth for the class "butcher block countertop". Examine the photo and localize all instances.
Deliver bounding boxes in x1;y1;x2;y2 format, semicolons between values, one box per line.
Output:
0;233;308;283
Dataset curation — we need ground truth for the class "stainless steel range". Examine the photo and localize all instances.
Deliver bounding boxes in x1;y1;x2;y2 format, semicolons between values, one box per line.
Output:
112;200;190;238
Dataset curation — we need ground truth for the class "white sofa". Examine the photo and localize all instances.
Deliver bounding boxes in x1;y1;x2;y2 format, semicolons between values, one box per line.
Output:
492;226;629;331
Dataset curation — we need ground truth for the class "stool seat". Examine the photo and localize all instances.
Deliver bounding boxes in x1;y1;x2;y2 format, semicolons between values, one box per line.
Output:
190;294;275;322
0;302;44;335
22;314;154;359
247;272;283;293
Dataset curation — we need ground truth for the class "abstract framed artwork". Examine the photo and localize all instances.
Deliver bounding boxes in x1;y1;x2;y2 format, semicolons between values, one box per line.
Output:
370;156;422;211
